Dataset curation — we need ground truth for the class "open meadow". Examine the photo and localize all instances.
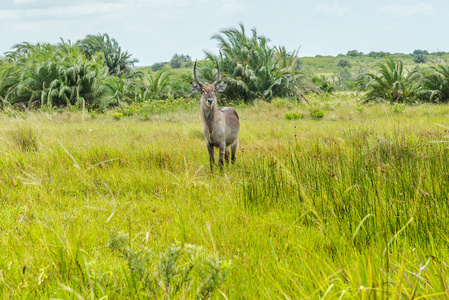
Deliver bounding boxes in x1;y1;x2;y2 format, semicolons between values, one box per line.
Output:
1;94;449;299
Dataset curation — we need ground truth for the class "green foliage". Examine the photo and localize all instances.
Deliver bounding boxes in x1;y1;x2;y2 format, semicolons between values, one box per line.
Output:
346;50;364;56
337;59;351;68
413;49;429;55
1;97;449;298
312;75;336;93
367;51;391;58
112;112;123;120
284;112;304;120
169;54;192;70
108;232;230;299
138;71;172;100
391;102;406;114
151;62;167;72
413;54;427;63
97;74;140;108
119;97;195;117
204;23;317;103
1;42;108;108
332;67;352;90
360;58;419;103
3;30;449;109
419;65;449;102
309;107;325;119
170;55;183;69
78;33;138;76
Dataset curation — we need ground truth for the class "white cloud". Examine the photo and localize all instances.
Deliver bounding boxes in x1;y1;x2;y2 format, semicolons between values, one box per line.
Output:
316;4;351;17
124;0;191;7
27;3;123;19
377;3;435;17
13;0;37;4
0;10;19;21
218;0;247;17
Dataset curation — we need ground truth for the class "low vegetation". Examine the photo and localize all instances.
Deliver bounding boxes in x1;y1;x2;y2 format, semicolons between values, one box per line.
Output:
1;22;449;299
2;24;449;111
0;94;449;298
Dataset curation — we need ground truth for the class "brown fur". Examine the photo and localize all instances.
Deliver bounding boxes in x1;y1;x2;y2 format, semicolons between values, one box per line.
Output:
190;80;239;170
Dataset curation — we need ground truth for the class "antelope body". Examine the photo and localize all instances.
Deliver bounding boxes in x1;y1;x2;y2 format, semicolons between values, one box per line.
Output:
190;60;240;170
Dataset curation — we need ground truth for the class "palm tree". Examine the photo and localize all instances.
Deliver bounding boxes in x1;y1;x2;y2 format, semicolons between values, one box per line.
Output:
204;23;316;103
419;65;449;103
96;72;143;108
360;58;419;103
77;33;138;76
312;75;336;94
3;42;108;108
139;71;171;100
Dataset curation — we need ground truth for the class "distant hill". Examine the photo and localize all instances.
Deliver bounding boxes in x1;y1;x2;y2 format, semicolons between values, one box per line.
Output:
138;52;449;78
299;52;449;76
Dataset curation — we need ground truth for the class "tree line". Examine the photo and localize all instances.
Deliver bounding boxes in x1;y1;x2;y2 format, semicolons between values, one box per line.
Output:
1;26;449;110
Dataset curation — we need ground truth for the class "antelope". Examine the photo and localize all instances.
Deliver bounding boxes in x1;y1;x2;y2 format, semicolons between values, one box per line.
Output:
190;60;240;171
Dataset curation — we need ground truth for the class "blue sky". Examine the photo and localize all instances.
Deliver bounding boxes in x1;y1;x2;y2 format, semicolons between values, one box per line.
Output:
1;0;449;66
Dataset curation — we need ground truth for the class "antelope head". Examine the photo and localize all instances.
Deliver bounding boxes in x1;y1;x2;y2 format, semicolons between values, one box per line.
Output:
190;60;227;107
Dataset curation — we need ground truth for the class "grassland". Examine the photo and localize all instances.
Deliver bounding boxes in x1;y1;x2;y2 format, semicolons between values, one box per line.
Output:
1;94;449;298
137;52;449;79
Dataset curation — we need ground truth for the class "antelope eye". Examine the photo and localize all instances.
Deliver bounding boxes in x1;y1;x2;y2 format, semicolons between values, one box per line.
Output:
201;90;206;94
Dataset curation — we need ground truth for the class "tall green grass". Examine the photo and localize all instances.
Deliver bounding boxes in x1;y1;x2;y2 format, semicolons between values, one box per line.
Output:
1;94;449;298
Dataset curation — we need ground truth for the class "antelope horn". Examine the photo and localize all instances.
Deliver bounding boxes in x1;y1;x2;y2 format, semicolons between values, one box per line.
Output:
193;60;204;87
212;59;221;86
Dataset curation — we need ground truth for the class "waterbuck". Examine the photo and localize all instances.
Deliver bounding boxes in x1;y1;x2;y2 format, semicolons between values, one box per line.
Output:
190;60;240;171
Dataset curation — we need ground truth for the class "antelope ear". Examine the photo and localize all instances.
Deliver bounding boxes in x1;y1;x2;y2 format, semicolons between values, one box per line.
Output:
214;81;227;93
190;82;202;93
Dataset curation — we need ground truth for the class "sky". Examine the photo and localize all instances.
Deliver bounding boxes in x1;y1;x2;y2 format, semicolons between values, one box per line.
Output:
1;0;449;66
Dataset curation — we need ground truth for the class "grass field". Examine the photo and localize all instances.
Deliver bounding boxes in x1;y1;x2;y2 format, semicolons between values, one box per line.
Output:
1;94;449;299
137;52;449;80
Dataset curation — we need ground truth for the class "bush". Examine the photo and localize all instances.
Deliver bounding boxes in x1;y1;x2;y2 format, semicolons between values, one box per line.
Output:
2;42;109;108
337;59;351;68
170;55;183;69
284;112;304;120
391;102;406;114
360;58;419;103
346;50;364;57
108;232;231;299
413;54;427;64
309;108;325;119
151;62;166;72
112;112;123;120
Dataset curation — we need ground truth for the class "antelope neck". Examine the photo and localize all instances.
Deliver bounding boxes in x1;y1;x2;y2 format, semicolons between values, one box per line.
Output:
202;102;219;132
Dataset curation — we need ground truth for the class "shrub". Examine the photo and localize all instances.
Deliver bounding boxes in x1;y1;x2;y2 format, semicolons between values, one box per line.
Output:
337;59;351;68
151;62;166;72
413;54;427;64
312;75;336;93
360;58;419;103
309;108;325;119
2;42;109;108
346;50;364;57
108;232;231;299
391;102;406;114
284;112;304;120
112;112;123;120
419;65;449;103
169;54;188;69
